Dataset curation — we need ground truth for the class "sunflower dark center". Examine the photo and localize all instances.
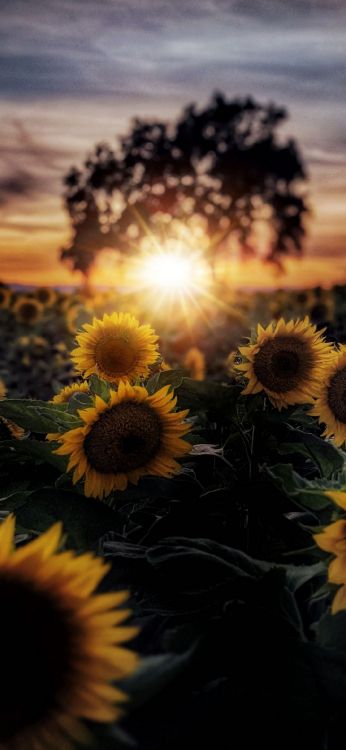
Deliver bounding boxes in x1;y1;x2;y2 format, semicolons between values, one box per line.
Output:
19;302;38;320
95;335;137;377
37;289;50;303
253;335;312;393
84;401;162;473
327;367;346;424
0;574;78;740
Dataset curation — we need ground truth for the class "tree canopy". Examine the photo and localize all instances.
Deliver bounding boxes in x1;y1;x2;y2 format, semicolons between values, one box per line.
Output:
61;93;308;277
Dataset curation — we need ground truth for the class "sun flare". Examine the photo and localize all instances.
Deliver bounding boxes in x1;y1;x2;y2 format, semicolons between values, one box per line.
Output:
137;247;210;297
139;250;208;293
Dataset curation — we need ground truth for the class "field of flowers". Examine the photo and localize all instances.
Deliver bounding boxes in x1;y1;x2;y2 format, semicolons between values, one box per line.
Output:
0;279;346;749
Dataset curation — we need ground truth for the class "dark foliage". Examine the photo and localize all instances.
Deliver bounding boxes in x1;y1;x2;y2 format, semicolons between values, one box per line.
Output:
1;371;345;748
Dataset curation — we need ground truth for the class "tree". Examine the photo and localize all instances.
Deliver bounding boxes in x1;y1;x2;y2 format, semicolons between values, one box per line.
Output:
61;93;308;279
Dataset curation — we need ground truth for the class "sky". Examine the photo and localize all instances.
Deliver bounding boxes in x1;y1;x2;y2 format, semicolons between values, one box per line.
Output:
0;0;345;288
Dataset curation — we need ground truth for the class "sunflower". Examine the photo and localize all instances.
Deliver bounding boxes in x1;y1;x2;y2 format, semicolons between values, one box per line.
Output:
310;346;346;447
51;381;90;405
34;286;57;307
52;380;191;499
0;286;11;309
313;519;346;556
313;496;346;615
324;490;346;511
183;347;205;381
71;312;159;384
314;523;346;615
0;515;138;749
314;518;346;615
12;297;43;325
238;317;333;410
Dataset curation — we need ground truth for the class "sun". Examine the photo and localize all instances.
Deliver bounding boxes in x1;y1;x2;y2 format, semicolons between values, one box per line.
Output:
123;220;228;326
138;247;210;296
141;251;201;292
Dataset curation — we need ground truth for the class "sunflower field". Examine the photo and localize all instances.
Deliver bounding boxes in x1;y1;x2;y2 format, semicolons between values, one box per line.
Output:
0;279;346;749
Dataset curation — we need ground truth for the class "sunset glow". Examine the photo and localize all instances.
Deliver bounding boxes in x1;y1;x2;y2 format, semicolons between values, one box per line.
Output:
135;247;211;294
0;1;345;290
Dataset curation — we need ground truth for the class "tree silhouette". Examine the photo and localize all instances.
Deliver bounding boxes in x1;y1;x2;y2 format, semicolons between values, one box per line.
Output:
61;93;308;279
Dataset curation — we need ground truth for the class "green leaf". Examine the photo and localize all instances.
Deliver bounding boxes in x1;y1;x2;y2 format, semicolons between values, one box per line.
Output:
277;429;344;479
33;406;81;432
176;378;241;415
316;610;346;658
120;648;197;710
89;725;136;750
284;561;326;592
0;399;80;433
1;487;119;550
67;392;93;413
146;369;187;395
146;537;271;592
0;489;34;511
89;374;111;401
263;463;333;511
0;438;67;470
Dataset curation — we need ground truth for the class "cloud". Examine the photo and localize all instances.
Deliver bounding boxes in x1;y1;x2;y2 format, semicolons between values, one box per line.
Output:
1;0;345;98
0;0;345;284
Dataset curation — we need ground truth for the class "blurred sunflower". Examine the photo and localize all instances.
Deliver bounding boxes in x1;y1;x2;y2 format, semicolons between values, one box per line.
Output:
31;335;50;356
294;289;315;309
309;296;335;325
0;286;11;309
0;377;6;399
51;381;90;404
310;346;346;446
34;286;57;307
183;347;206;381
268;290;290;320
65;304;83;334
54;341;69;354
0;379;25;439
238;317;332;409
0;515;138;749
12;297;43;325
52;380;191;499
71;312;159;384
16;335;31;348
